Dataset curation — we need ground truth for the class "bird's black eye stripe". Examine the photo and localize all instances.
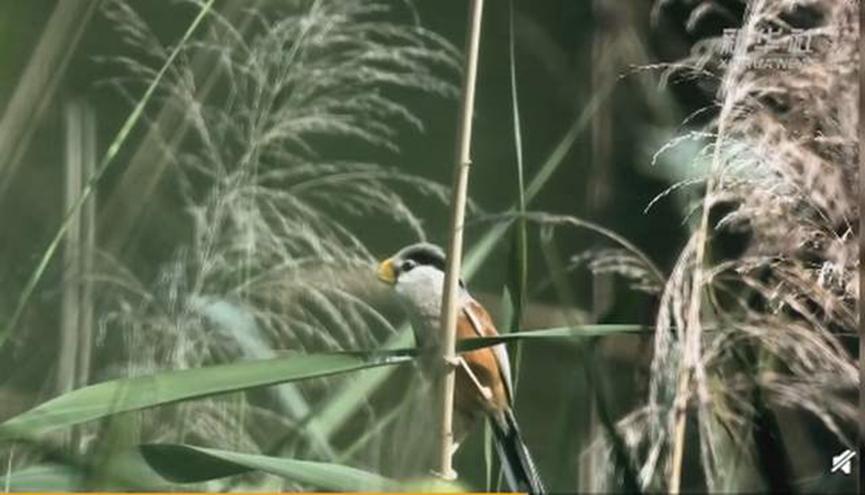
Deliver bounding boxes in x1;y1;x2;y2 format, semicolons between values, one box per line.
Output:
399;259;417;272
405;251;446;272
394;243;447;273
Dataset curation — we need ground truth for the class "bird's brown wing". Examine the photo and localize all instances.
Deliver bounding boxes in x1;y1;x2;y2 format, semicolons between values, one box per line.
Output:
455;298;513;412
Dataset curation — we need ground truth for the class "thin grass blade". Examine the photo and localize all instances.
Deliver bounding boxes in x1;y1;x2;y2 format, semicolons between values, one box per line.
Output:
140;444;398;490
0;351;412;441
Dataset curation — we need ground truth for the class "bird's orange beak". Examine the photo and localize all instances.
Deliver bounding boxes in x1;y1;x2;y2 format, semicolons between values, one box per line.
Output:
377;258;397;285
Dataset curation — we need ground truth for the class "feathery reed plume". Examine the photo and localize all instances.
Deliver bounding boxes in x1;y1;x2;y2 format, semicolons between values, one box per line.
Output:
51;0;460;487
595;0;859;491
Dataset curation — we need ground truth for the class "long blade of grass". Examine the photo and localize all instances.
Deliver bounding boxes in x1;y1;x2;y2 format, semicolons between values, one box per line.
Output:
0;351;413;441
488;0;530;488
0;323;643;445
506;0;528;339
456;324;647;352
140;444;399;490
504;0;529;400
2;0;216;342
4;465;81;492
6;443;464;493
141;443;469;492
2;442;179;492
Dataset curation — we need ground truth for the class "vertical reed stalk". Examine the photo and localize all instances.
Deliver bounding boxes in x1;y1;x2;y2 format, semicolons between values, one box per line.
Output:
76;101;97;394
667;97;720;495
58;100;96;451
667;1;760;487
437;0;485;480
59;102;84;402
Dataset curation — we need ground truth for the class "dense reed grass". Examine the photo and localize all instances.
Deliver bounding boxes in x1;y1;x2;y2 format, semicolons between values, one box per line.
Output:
593;1;859;492
4;0;462;490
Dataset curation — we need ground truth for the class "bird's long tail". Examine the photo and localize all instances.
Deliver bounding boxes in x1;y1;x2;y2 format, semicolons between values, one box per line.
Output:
490;408;545;494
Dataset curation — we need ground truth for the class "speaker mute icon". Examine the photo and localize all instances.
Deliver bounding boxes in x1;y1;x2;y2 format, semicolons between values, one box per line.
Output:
831;449;855;475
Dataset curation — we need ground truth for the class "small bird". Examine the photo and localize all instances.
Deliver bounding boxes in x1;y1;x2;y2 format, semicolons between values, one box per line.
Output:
377;243;545;493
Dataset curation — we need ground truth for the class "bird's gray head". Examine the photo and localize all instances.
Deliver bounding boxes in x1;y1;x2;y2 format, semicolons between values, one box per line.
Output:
378;243;445;281
376;243;463;316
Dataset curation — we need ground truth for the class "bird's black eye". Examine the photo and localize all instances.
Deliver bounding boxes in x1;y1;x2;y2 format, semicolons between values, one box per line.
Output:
400;259;417;272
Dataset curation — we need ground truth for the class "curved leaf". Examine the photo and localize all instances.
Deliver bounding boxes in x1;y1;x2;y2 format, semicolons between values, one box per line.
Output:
4;450;176;492
4;464;80;492
456;324;648;352
0;351;412;441
140;444;469;492
0;324;644;443
140;443;398;491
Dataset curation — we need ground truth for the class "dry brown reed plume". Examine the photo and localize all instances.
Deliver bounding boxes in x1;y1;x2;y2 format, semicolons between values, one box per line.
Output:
597;0;859;491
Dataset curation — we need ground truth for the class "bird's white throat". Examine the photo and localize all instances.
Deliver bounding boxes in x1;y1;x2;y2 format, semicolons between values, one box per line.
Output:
394;264;467;349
